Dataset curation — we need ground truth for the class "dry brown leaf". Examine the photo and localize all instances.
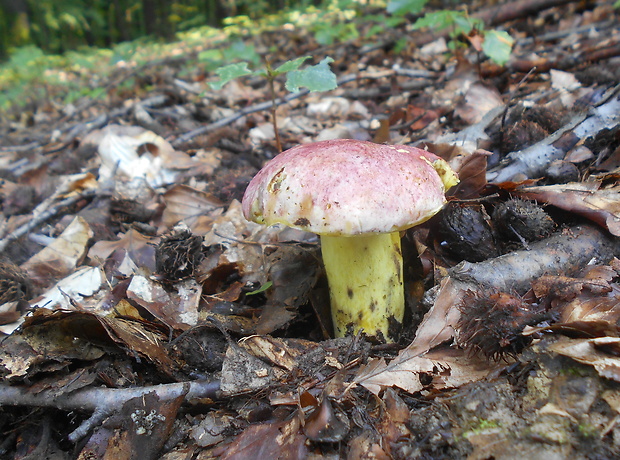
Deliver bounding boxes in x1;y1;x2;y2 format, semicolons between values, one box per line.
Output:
239;335;318;372
220;343;287;395
88;228;157;273
203;200;280;286
21;216;93;288
532;274;613;301
0;309;107;380
353;345;499;395
92;124;197;187
548;336;620;382
160;185;224;233
347;431;391;460
127;276;201;330
33;266;105;311
454;82;504;125
98;316;179;377
13;306;178;379
410;277;468;353
515;182;620;236
303;395;350;443
212;413;307;460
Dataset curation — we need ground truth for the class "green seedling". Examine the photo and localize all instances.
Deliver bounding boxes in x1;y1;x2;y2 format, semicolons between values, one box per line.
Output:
210;56;337;151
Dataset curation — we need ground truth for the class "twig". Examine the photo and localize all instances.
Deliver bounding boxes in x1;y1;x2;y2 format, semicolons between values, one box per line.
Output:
0;189;98;254
488;83;620;182
170;69;433;147
0;379;220;442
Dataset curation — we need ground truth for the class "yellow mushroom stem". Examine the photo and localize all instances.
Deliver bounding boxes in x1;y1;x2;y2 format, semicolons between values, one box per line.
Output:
320;232;404;342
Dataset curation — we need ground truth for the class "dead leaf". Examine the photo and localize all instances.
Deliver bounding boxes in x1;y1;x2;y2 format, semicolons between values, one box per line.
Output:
88;228;157;273
93;124;195;187
32;266;105;311
515;181;620;236
548;336;620;382
304;395;349;442
213;414;307;460
21;216;94;288
353;344;500;395
454;82;504;125
127;276;201;330
220;343;284;395
239;335;319;372
161;185;224;233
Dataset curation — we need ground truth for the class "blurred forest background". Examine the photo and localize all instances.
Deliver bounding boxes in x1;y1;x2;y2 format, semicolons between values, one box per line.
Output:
0;0;322;58
0;0;332;58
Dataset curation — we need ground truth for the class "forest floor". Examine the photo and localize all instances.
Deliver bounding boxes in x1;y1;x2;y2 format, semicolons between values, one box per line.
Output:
1;0;620;458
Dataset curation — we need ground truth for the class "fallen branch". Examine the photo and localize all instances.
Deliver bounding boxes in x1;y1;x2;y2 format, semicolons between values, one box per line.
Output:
488;84;620;182
412;224;620;353
492;41;620;75
0;189;98;254
0;379;220;442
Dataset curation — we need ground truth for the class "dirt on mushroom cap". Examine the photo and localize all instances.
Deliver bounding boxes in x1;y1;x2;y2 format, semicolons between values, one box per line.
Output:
242;139;455;236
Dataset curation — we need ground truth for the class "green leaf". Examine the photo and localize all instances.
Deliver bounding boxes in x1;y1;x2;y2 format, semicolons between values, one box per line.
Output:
482;30;515;66
246;281;273;295
285;57;338;93
387;0;429;16
273;56;311;76
223;40;261;66
210;62;254;90
615;0;620;8
453;14;482;35
413;10;484;37
412;11;454;31
313;22;359;46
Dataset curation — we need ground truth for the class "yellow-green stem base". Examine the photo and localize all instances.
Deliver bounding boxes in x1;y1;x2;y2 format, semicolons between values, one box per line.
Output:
320;232;404;342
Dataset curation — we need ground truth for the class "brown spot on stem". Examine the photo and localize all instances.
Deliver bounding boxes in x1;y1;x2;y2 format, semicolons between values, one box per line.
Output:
347;288;354;299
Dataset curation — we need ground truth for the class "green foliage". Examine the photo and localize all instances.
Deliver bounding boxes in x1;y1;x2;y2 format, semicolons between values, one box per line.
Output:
223;41;261;66
412;10;483;34
273;56;311;74
0;45;47;110
481;30;514;66
408;7;514;65
209;56;337;94
210;62;254;90
313;21;359;45
285;57;337;93
387;0;428;16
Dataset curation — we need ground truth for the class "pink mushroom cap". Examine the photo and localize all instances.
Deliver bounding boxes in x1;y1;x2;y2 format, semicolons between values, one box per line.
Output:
242;139;453;236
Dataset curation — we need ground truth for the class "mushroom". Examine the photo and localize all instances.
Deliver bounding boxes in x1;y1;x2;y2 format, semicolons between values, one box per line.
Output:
242;139;458;341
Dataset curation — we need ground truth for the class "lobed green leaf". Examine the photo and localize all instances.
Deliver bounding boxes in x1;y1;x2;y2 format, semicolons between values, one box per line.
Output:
210;62;255;90
273;56;312;76
285;57;338;93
